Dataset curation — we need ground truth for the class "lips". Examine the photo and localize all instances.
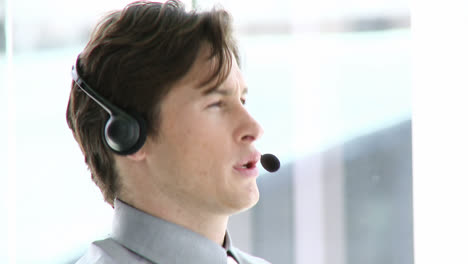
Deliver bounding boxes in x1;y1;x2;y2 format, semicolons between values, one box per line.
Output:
234;151;261;177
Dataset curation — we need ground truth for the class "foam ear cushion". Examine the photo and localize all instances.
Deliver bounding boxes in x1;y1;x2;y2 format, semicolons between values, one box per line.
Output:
103;110;147;156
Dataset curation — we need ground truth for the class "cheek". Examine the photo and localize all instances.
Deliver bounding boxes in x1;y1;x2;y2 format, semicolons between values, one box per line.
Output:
183;133;231;186
178;114;228;151
163;108;233;171
164;120;213;168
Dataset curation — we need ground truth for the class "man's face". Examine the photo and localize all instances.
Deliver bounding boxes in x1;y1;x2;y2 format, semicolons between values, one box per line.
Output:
143;47;264;216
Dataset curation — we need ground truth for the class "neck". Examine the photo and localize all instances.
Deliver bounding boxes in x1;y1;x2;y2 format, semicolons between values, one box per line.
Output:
119;185;229;246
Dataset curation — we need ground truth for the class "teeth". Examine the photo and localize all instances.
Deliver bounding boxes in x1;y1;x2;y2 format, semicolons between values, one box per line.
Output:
241;161;255;169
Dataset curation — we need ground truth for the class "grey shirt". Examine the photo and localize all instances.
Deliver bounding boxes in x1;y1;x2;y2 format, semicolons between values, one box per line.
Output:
76;199;271;264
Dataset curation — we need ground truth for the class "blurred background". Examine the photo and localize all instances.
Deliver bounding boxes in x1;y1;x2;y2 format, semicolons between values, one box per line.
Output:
1;0;413;263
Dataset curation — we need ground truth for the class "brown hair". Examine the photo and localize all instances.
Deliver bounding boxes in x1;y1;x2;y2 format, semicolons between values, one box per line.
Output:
66;0;239;206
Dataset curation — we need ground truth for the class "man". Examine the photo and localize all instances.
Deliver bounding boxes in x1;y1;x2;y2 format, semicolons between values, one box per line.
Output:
66;1;271;263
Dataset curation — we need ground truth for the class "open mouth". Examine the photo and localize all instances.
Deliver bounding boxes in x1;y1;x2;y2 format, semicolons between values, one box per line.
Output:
235;151;261;176
242;161;255;169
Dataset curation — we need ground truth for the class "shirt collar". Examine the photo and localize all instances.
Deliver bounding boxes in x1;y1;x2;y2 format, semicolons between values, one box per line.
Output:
111;199;238;264
223;229;240;263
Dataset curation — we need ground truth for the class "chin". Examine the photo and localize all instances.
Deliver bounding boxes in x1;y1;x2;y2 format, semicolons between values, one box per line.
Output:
229;188;260;214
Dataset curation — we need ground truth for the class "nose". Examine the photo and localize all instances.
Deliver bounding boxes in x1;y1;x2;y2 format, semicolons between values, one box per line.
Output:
235;108;264;143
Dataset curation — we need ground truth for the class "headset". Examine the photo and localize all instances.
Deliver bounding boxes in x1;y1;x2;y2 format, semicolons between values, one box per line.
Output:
71;57;147;155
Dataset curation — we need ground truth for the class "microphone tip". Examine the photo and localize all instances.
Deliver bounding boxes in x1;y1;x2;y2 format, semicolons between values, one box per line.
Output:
260;153;281;173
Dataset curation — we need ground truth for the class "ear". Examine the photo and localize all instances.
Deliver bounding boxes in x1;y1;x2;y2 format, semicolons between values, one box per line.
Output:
126;147;146;161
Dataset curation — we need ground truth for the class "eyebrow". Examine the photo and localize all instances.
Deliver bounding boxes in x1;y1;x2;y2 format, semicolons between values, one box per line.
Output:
202;85;248;96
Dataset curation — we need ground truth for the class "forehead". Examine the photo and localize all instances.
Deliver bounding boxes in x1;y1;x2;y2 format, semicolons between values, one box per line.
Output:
172;44;243;93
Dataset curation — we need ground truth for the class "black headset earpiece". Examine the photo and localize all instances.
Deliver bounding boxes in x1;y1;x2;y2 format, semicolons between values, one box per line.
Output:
71;57;147;155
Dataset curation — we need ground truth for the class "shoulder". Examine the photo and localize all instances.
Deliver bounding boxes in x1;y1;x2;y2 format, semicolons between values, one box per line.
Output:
75;238;151;264
232;247;272;264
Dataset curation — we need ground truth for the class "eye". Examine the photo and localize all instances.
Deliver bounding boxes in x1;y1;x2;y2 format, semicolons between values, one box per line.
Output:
208;101;225;108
